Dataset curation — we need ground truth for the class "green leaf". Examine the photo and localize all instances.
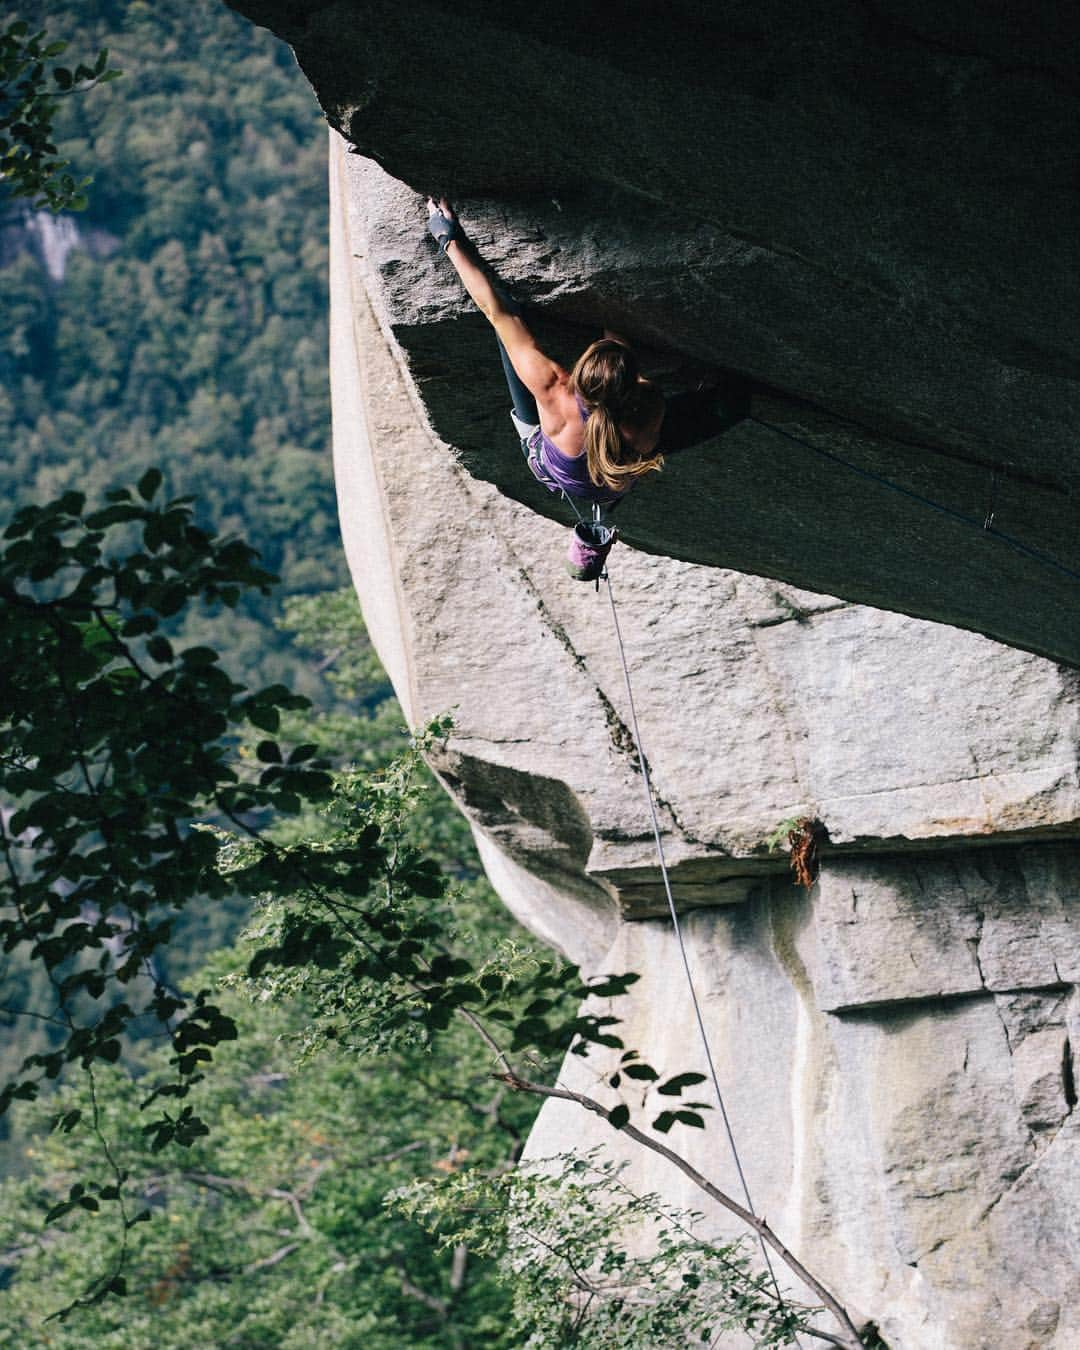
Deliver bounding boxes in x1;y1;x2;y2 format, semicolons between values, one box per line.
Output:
657;1072;707;1096
138;468;163;501
586;972;641;998
623;1063;659;1082
608;1104;630;1130
147;637;172;669
180;646;219;667
247;703;279;733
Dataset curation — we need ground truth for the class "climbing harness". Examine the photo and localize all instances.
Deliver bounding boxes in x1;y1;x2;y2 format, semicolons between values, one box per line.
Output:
526;440;619;587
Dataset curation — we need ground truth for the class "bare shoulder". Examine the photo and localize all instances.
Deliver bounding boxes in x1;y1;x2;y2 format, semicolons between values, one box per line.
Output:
495;313;569;400
536;372;578;435
539;375;590;456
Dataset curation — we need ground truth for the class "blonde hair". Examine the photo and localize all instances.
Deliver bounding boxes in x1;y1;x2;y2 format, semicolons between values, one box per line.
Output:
569;339;664;493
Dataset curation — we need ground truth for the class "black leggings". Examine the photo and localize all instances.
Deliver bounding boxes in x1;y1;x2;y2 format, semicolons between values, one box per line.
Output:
492;283;540;427
497;334;539;426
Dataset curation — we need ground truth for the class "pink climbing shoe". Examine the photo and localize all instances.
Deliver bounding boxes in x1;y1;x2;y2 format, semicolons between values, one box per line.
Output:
565;519;616;582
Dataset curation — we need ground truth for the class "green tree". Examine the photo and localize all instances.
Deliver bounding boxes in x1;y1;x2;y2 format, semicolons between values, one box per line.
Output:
0;1;340;695
0;483;866;1346
0;955;534;1348
0;18;117;213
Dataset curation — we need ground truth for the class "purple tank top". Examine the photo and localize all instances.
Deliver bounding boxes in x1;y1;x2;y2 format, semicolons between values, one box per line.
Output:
537;397;627;505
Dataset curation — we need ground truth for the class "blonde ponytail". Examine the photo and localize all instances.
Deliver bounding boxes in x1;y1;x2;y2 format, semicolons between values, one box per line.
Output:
570;339;665;493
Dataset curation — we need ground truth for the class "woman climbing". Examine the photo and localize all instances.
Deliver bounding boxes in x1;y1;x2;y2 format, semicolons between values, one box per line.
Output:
426;196;747;572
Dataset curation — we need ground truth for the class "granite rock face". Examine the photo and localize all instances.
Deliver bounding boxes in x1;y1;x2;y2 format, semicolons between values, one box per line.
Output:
224;2;1080;1339
232;0;1080;664
322;136;1080;1347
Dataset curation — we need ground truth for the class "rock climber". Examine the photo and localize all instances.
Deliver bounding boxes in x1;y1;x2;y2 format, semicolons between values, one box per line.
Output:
425;197;748;509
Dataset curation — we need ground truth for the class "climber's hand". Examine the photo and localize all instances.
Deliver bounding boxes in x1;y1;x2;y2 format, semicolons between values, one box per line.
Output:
426;196;458;251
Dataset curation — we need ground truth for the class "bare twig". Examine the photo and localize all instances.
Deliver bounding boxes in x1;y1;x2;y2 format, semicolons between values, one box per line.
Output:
266;1187;313;1236
399;1273;448;1315
246;1241;300;1273
449;1242;468;1294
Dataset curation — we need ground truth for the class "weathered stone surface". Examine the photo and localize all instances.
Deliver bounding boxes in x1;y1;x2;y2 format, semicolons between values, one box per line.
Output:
232;0;1080;665
524;890;1080;1349
331;143;1080;923
323;132;1080;1345
809;849;1079;1012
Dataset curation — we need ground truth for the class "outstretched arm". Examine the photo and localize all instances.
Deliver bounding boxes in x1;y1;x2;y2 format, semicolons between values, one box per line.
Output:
427;198;566;406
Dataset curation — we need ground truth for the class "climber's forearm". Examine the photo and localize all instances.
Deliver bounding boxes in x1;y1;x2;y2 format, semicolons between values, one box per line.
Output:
444;237;513;325
432;205;563;400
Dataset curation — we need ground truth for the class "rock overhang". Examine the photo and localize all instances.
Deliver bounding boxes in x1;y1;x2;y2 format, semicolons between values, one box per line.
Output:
222;9;1080;1335
325;139;1080;956
232;0;1080;665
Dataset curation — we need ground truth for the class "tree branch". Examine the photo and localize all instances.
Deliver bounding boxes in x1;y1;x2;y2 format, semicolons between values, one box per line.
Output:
246;1241;301;1273
399;1272;448;1315
493;1070;864;1350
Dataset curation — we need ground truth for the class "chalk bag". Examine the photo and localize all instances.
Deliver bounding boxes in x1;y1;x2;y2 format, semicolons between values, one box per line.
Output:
565;519;616;582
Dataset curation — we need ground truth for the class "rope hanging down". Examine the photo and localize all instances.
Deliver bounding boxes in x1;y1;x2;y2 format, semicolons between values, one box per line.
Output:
602;572;796;1331
560;403;1076;1345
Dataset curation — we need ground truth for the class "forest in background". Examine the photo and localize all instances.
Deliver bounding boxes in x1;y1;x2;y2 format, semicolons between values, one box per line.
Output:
2;0;345;698
0;0;371;1138
0;5;547;1341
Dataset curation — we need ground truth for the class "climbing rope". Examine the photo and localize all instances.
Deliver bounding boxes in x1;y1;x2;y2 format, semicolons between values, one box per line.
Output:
601;569;795;1333
558;402;1075;1346
747;414;1080;586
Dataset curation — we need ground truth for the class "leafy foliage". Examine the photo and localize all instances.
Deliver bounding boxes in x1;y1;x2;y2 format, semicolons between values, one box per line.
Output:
0;18;117;211
0;482;553;1339
0;479;333;1157
393;1152;817;1347
220;729;634;1078
0;0;340;695
0;959;537;1348
0;480;754;1327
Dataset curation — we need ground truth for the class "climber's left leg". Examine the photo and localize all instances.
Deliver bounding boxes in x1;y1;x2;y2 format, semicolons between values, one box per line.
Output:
497;333;540;441
489;284;540;444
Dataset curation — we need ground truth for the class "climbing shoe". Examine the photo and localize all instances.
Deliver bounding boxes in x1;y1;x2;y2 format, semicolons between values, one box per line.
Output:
565;519;616;582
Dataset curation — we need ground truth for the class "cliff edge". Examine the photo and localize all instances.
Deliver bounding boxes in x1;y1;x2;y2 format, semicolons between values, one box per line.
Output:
227;4;1080;1343
231;0;1080;664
